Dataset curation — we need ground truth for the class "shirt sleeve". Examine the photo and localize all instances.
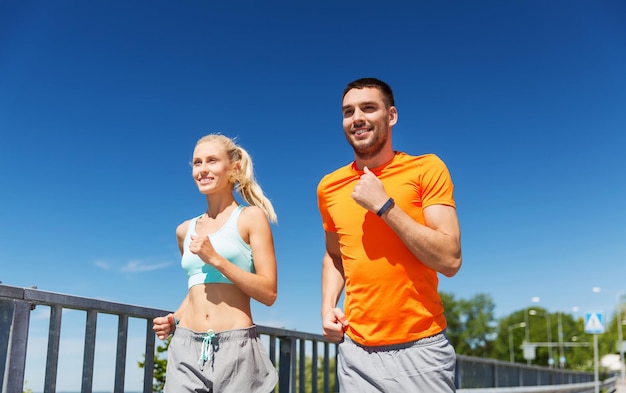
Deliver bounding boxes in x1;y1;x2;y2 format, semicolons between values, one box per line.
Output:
420;154;456;209
317;178;336;232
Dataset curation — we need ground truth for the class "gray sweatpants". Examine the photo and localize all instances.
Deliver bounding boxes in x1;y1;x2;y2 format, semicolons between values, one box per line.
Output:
338;332;456;392
164;325;278;393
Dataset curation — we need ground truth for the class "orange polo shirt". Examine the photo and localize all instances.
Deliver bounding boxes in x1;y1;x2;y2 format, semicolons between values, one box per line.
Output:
317;152;456;346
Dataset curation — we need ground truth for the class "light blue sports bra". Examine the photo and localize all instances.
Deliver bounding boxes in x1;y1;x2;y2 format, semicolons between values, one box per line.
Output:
181;206;254;288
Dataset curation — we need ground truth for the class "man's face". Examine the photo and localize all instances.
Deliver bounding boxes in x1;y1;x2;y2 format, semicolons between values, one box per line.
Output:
341;87;396;160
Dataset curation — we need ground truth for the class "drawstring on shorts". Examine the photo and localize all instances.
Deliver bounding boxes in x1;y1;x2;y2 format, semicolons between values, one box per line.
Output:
198;329;217;369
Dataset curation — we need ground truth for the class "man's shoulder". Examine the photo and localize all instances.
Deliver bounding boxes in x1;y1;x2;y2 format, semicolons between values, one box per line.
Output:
397;151;442;161
395;152;447;168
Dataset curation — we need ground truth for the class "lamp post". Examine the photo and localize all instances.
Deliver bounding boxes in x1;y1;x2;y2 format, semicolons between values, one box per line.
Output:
524;306;531;364
530;309;554;367
509;322;527;363
591;287;625;384
591;286;603;393
557;312;565;368
617;293;625;384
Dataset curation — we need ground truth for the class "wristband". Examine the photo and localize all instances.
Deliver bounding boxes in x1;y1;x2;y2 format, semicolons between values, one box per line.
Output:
376;197;394;216
174;316;179;326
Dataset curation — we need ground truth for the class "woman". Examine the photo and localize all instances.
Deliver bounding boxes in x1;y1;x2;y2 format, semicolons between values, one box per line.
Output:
153;134;278;392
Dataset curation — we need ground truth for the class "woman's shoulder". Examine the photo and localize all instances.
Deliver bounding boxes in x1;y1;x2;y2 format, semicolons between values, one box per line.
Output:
239;205;267;222
175;217;195;239
238;205;272;233
236;206;271;244
175;218;194;253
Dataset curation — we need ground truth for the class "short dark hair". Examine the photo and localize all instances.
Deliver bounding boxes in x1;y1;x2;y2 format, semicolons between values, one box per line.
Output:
342;78;395;108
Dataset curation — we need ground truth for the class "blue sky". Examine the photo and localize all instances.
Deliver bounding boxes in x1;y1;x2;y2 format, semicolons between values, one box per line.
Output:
1;0;625;390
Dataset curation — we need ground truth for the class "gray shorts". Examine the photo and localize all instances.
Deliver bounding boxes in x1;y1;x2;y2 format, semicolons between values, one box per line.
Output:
164;325;278;393
338;332;456;392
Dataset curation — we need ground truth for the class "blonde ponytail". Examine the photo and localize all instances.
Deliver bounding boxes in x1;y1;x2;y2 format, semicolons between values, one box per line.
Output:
234;147;277;223
196;134;277;223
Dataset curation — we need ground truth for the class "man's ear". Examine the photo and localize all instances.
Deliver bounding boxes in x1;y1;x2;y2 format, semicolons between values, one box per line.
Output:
389;106;398;126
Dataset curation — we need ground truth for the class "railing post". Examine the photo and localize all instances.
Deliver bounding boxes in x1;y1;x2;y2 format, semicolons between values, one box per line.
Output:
312;341;318;393
334;343;339;392
278;336;297;393
0;299;14;390
455;356;461;388
323;342;330;392
269;335;277;364
142;319;157;393
44;304;63;393
299;339;306;393
5;300;31;393
114;314;129;393
81;310;98;393
494;360;499;387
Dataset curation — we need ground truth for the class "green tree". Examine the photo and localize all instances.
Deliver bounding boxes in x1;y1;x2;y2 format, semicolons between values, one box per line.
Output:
492;310;527;363
442;292;497;357
492;308;592;369
558;313;591;371
597;298;626;369
441;292;462;344
295;355;337;393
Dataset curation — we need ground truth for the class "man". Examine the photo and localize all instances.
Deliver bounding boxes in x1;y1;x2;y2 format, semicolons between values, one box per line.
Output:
317;77;462;392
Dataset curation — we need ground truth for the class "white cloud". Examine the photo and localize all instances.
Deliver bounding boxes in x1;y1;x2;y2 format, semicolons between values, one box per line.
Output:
94;260;111;270
120;259;172;273
93;259;173;273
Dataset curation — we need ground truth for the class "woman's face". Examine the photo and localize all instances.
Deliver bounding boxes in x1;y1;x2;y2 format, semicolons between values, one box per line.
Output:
191;141;233;194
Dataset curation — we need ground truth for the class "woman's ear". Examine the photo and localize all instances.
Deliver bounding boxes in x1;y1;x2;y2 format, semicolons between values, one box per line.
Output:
228;162;241;183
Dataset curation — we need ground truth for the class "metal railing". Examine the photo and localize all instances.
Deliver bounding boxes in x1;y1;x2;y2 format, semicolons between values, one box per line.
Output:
457;376;618;393
1;284;604;393
455;354;595;388
1;284;337;393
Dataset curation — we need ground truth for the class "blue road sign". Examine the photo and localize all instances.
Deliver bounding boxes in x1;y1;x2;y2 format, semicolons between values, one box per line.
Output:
584;312;604;334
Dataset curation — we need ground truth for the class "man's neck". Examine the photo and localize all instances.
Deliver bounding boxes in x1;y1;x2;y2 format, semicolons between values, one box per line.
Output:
353;149;395;171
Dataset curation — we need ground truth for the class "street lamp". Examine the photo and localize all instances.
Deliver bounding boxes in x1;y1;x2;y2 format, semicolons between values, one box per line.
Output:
530;309;554;367
524;308;530;364
509;322;526;363
554;308;578;369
